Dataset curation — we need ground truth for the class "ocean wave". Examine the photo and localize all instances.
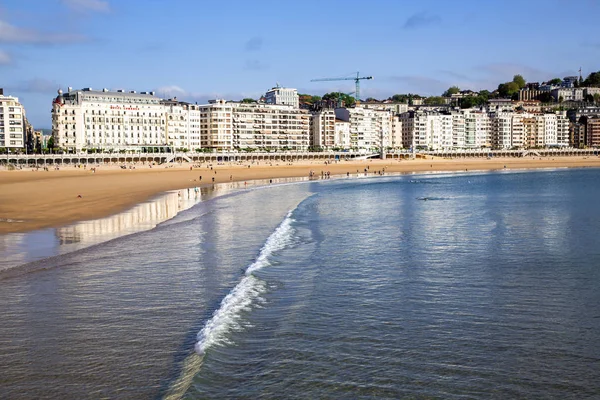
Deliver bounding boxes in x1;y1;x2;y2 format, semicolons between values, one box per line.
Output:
195;210;295;355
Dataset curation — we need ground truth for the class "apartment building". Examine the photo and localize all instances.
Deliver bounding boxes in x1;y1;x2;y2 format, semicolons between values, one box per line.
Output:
556;111;570;147
310;108;336;149
334;119;351;149
335;106;393;150
399;110;453;150
582;116;600;147
451;112;465;148
163;100;202;151
0;88;26;149
229;102;309;150
464;110;491;148
52;88;167;151
491;112;514;149
264;86;299;108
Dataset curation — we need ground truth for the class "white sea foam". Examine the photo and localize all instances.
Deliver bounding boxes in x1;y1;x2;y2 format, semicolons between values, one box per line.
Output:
195;211;295;355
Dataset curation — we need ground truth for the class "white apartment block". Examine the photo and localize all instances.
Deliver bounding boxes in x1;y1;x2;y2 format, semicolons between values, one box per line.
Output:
229;101;309;150
492;113;514;149
464;110;491;148
556;111;570;147
164;101;202;150
0;89;26;149
541;113;558;146
334;119;351;149
335;106;393;150
451;112;465;148
391;116;403;149
264;86;299;108
52;88;167;152
310;108;336;149
199;100;233;151
399;110;453;150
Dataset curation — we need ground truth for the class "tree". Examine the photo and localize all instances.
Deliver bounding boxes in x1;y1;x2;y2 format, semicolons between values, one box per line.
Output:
594;93;600;104
299;94;321;104
538;92;554;103
583;71;600;87
443;86;460;97
47;136;55;150
547;78;562;85
512;74;526;89
390;94;409;103
322;92;356;107
241;98;256;103
424;96;446;105
478;90;490;101
365;97;379;102
498;82;520;98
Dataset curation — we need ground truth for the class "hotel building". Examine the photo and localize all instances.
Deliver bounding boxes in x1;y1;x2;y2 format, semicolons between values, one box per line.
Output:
0;88;26;149
52;88;167;152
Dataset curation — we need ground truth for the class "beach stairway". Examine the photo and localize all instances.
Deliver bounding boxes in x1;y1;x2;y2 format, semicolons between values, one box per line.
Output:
521;150;541;158
165;153;192;164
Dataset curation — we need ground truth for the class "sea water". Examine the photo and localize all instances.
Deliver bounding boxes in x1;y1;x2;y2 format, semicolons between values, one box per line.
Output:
1;169;599;399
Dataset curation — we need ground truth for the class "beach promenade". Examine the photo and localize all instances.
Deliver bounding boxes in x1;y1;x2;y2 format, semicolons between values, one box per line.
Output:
2;156;600;234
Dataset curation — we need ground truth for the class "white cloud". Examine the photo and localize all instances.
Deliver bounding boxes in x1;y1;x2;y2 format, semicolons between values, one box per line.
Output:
155;85;187;98
0;20;85;44
0;49;11;65
61;0;110;13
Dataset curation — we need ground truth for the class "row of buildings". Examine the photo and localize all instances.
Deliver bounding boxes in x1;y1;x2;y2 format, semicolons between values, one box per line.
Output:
49;85;600;152
4;83;600;153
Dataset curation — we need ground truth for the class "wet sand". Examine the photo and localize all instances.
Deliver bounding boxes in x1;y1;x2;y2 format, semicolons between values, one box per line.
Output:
2;156;600;234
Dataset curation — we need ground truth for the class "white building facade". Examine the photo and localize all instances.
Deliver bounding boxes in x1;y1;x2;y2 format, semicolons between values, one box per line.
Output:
399;110;453;150
0;89;26;149
335;106;393;150
52;88;167;152
310;108;336;149
334;119;351;149
264;86;299;108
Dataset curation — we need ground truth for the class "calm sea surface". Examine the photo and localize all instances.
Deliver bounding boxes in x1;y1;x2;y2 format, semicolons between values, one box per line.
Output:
1;169;599;399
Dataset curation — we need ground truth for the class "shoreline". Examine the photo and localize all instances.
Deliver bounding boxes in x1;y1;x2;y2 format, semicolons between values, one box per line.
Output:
2;156;600;235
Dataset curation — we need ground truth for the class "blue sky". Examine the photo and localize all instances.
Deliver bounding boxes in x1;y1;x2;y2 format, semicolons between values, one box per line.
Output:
1;0;599;127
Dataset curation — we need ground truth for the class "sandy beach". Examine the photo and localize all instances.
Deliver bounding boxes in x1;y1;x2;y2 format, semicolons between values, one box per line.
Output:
1;156;600;234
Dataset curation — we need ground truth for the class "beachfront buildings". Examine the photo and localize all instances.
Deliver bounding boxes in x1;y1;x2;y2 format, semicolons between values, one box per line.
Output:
50;86;593;153
398;108;571;151
52;88;167;152
0;88;28;150
400;110;453;150
197;99;310;151
335;106;394;150
229;101;310;150
51;88;310;152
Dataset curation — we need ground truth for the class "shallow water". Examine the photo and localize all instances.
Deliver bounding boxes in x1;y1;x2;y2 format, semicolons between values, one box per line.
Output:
1;169;599;399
